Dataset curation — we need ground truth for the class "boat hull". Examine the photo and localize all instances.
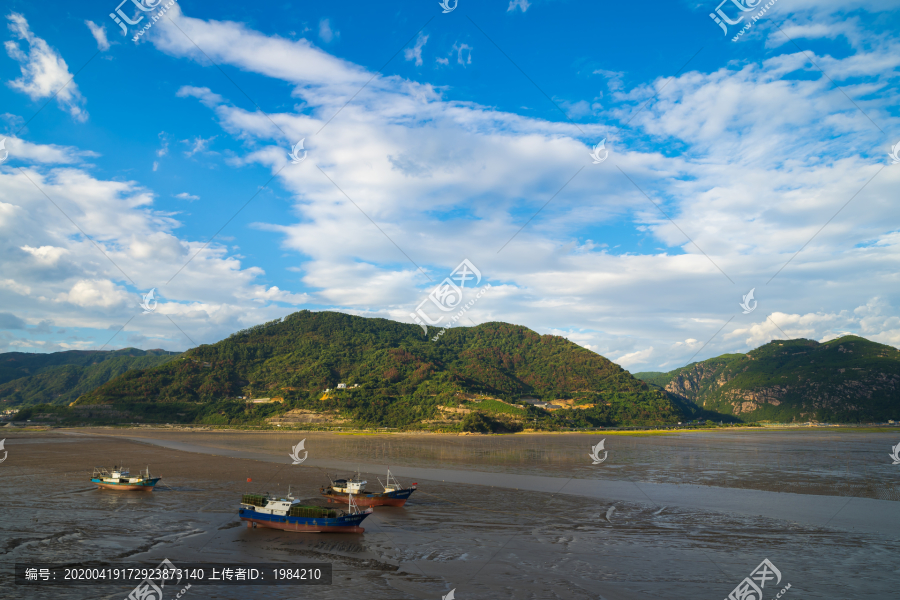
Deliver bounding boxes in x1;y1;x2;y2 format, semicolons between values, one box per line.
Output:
91;477;160;491
321;487;415;507
238;508;370;533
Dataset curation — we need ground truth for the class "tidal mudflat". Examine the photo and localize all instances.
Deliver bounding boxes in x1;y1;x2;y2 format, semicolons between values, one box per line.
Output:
1;429;897;599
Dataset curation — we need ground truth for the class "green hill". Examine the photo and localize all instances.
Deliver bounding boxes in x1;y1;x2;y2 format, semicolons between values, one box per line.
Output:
74;310;681;429
0;349;180;408
632;371;672;389
635;336;900;422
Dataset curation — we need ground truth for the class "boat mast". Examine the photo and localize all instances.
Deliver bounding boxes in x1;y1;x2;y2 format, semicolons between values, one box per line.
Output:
348;487;359;515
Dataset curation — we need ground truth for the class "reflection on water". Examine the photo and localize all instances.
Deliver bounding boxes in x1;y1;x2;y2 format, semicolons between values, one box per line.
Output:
116;429;900;500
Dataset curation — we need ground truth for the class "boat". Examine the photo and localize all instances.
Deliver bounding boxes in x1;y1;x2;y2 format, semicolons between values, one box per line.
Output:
320;469;417;507
91;466;161;491
239;488;373;533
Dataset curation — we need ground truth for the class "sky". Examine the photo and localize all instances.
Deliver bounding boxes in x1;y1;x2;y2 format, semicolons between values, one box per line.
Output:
0;0;898;372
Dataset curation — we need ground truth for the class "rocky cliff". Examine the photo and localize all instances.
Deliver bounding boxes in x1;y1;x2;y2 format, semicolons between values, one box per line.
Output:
636;336;900;422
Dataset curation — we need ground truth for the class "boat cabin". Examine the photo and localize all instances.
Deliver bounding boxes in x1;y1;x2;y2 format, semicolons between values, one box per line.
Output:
331;478;366;494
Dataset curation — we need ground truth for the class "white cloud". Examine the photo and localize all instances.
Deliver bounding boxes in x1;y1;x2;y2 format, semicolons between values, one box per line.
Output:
85;20;110;51
59;279;131;309
507;0;531;12
245;285;310;304
3;4;890;364
453;42;472;66
136;5;900;371
595;72;624;93
174;192;199;201
157;131;171;157
553;97;594;119
176;85;225;108
1;111;25;131
21;245;69;265
4;13;88;121
0;144;314;352
318;18;338;43
0;278;31;295
182;135;216;157
404;33;428;67
0;136;97;164
614;346;654;368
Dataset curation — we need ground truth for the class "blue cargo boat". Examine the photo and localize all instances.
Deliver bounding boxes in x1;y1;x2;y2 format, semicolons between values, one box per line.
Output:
239;490;373;533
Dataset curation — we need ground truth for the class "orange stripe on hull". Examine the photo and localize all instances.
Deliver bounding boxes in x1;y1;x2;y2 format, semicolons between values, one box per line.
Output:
92;482;155;491
322;494;408;507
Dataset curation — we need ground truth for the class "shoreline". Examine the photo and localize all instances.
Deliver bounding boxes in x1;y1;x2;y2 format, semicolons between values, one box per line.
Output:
6;423;899;436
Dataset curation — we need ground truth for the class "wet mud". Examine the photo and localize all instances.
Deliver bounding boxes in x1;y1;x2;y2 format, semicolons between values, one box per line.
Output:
0;430;897;599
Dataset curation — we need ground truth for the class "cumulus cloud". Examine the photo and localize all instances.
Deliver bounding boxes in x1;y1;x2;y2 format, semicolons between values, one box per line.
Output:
129;4;900;369
174;192;199;201
59;279;131;309
508;0;531;12
4;13;88;121
0;144;314;352
7;3;898;365
20;245;69;265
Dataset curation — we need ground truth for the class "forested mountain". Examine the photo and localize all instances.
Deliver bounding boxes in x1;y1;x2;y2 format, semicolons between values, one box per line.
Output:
0;348;180;408
13;319;897;428
73;310;681;428
635;336;900;422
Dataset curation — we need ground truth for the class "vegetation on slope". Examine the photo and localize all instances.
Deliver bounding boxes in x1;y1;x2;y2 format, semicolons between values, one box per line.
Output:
635;336;900;422
0;349;180;408
74;310;681;429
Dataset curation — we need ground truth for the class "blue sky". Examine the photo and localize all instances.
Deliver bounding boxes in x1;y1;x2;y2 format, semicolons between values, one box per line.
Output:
1;0;899;370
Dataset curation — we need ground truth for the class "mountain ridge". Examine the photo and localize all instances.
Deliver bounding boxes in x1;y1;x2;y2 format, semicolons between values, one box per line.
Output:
635;335;900;422
0;348;180;408
72;310;681;428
